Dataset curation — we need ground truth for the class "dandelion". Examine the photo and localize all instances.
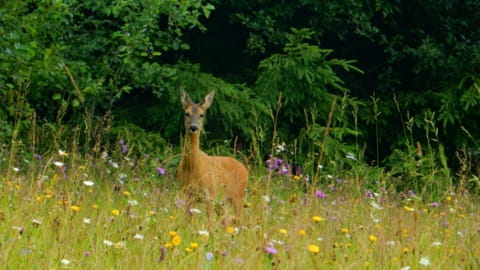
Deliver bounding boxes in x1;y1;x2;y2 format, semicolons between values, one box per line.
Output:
169;231;177;237
164;242;173;248
308;244;320;254
156;167;165;176
83;218;91;224
190;242;198;249
70;205;80;212
369;235;378;243
279;229;288;235
185;247;193;253
206;252;214;261
298;229;307;236
83;180;94;187
171;235;181;246
123;191;131;196
312;216;324;222
341;228;349;234
419;257;431;266
148;210;156;216
111;209;120;216
404;206;415;212
226;226;235;234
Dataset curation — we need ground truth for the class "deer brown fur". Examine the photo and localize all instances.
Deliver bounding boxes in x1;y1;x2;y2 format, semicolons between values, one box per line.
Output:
177;87;248;221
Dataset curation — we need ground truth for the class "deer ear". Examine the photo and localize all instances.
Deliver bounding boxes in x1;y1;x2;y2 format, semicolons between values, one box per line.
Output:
201;90;215;109
180;87;192;108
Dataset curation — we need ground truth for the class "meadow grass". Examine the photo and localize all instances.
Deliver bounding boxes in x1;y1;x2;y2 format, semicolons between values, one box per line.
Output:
0;147;478;270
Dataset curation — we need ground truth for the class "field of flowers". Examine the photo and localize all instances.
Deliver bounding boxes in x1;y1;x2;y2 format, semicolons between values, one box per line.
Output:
0;146;478;269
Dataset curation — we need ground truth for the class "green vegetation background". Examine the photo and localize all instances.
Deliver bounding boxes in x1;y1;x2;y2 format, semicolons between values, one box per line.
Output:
1;0;480;196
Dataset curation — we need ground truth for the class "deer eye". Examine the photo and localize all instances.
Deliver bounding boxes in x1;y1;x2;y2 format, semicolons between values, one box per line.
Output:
200;114;204;118
185;112;190;117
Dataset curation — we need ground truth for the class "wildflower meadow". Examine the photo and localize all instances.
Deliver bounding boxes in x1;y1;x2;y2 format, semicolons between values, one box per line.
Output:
0;140;478;270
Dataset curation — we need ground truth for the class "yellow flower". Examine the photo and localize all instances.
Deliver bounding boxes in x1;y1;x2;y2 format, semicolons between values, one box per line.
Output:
279;229;288;235
402;247;409;254
169;231;177;237
308;244;320;254
369;235;378;243
70;205;80;212
292;175;301;181
171;235;181;246
190;242;198;249
312;216;324;222
446;196;452;202
404;206;415;212
36;196;43;203
244;202;252;208
111;209;120;216
114;241;125;249
341;228;349;234
185;247;193;253
164;242;173;248
92;204;99;209
123;191;131;197
169;215;174;221
226;226;235;234
149;210;156;216
298;229;307;236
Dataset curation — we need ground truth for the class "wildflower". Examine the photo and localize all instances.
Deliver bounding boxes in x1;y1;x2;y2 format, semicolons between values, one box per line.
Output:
128;200;138;206
123;191;131;197
111;209;120;216
53;161;65;167
84;251;91;257
292;175;301;181
370;200;383;210
61;259;71;265
279;229;288;235
206;252;214;261
369;235;378;243
404;206;415;212
431;241;442;247
83;218;91;224
115;241;126;249
164;242;173;248
32;219;42;226
419;257;431;266
402;247;409;254
92;204;99;209
400;267;411;270
198;230;210;237
341;228;349;234
70;205;80;212
428;202;439;207
169;231;177;237
13;167;20;172
83;180;94;187
148;210;156;216
134;233;144;240
345;152;356;160
103;240;114;246
365;190;374;199
298;229;307;236
226;226;235;234
34;153;42;159
171;235;181;246
265;246;278;255
315;190;326;199
308;244;320;254
262;195;271;203
58;149;68;157
156;167;165;176
312;216;324;222
190;208;202;214
190;242;198;249
185;247;193;253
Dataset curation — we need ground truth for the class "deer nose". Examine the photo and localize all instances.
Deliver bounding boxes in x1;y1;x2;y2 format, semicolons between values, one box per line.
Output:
189;125;199;132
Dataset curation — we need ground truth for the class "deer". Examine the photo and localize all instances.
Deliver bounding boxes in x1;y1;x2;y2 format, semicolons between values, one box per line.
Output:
177;87;249;224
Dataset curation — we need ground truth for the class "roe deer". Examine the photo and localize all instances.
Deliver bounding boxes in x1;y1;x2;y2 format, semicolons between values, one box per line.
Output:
177;87;248;222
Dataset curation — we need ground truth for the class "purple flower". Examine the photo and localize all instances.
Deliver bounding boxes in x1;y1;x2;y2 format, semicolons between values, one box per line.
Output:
118;139;125;145
206;252;214;261
121;144;128;154
428;202;439;207
34;153;42;159
365;190;374;199
265;246;278;255
316;190;326;199
156;167;165;176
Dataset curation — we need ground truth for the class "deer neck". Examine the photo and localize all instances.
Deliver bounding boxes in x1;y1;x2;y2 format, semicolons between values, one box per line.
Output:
183;132;203;167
